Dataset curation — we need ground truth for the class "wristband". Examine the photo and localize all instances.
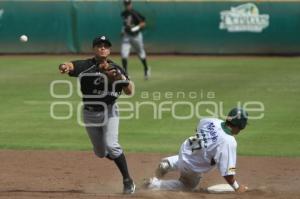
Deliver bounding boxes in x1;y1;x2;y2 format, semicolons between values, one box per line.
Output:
131;25;140;32
231;181;239;190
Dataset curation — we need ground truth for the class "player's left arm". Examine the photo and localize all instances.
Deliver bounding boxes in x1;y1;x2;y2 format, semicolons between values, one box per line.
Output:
131;22;145;32
113;72;133;95
104;65;134;95
121;80;133;95
131;11;146;32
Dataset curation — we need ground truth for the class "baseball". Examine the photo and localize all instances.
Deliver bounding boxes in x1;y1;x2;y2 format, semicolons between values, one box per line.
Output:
20;35;28;42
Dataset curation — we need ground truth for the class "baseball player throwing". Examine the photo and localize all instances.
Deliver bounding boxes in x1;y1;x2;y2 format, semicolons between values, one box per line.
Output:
121;0;150;79
145;108;249;193
58;36;135;194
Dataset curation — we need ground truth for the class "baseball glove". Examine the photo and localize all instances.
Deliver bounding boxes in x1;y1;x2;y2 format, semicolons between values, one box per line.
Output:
104;66;123;82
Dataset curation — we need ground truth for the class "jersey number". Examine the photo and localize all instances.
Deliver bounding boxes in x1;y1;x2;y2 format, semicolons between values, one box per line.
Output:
188;135;204;152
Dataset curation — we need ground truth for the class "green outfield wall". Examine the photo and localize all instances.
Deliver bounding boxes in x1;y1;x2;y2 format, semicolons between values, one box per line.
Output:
0;0;300;54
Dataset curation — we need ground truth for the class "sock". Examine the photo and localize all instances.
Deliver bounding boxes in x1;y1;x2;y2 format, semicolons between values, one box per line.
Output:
141;58;148;76
122;58;128;74
114;153;131;180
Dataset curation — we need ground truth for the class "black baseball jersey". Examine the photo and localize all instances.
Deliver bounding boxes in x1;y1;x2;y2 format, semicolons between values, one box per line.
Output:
121;9;145;36
69;57;129;105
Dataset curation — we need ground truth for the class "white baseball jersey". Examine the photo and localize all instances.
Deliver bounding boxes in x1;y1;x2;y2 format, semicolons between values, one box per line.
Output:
180;118;237;176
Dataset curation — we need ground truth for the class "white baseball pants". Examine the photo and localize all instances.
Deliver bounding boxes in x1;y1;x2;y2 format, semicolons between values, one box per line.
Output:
121;32;146;59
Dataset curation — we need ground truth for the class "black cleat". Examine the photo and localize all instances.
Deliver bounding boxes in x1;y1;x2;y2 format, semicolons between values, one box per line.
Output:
123;178;136;194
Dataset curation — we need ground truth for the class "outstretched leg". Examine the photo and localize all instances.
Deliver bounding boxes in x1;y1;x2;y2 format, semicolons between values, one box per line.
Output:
146;172;201;191
146;155;202;191
155;155;179;178
146;177;185;190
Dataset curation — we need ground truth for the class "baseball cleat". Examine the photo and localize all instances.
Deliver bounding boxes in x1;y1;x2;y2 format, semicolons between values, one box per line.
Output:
144;67;151;80
143;177;160;190
155;160;170;178
123;178;136;194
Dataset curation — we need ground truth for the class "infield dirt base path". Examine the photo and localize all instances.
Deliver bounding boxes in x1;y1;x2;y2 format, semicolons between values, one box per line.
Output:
0;150;299;199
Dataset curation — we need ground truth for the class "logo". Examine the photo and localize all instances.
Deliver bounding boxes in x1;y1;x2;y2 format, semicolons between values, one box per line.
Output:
219;3;269;33
93;76;104;85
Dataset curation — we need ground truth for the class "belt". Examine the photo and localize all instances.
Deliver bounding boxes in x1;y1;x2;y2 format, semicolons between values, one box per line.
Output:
84;105;105;112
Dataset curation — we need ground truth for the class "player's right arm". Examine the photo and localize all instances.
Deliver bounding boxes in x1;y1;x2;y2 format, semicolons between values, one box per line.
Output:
59;62;74;74
223;175;248;193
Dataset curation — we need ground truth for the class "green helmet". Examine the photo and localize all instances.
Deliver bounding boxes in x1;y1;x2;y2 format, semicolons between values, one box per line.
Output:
226;108;248;129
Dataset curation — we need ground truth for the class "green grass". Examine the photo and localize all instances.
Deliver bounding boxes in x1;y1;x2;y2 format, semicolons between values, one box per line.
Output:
0;55;300;157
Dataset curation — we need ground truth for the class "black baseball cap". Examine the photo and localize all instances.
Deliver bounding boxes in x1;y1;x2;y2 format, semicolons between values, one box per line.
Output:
123;0;131;5
92;36;112;47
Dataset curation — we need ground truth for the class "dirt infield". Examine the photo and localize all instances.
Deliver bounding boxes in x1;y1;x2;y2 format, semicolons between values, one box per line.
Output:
0;150;299;199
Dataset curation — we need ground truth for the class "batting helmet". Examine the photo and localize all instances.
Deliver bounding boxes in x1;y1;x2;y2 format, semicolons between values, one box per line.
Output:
226;108;248;129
